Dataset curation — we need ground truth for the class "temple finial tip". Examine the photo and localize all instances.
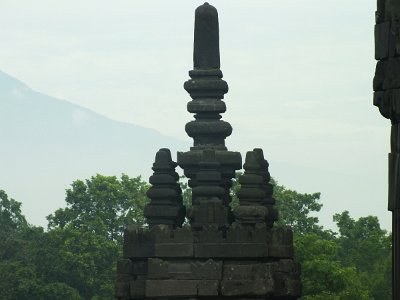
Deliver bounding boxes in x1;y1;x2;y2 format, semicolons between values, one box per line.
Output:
193;2;220;69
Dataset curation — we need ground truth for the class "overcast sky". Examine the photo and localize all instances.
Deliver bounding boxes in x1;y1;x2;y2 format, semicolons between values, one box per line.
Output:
0;0;390;230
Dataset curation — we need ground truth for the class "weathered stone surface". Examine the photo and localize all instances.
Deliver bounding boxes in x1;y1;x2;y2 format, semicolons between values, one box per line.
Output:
223;261;273;280
374;89;400;120
193;3;220;69
386;0;400;21
195;243;267;258
374;60;386;91
273;273;302;297
115;281;130;298
274;259;301;275
376;0;386;23
145;280;219;297
384;57;400;89
269;227;294;258
390;21;400;57
389;152;400;210
220;280;274;297
117;259;133;275
130;280;146;298
123;226;194;258
375;22;390;59
148;258;222;280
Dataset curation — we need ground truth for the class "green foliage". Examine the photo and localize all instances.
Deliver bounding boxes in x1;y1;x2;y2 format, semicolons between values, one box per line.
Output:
47;174;149;242
44;174;149;299
273;179;323;235
180;175;192;208
296;234;373;300
0;174;394;299
1;175;149;300
0;189;27;233
333;211;392;300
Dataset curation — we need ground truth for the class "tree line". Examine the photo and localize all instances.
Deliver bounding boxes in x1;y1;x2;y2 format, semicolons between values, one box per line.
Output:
0;174;392;299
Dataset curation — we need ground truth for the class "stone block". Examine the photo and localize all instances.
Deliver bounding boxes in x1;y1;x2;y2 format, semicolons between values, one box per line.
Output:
274;259;301;275
132;261;148;276
376;0;386;23
189;200;230;229
148;258;222;280
151;225;193;244
374;90;384;107
145;280;219;297
195;226;224;243
154;243;194;257
197;280;219;296
123;226;194;258
130;280;146;298
375;89;400;120
389;152;400;210
394;2;400;21
220;280;273;297
386;0;400;21
115;281;130;298
194;243;267;258
374;90;390;119
375;22;391;59
390;21;400;57
383;57;400;89
274;273;302;297
117;259;133;275
225;226;269;243
269;227;294;258
223;261;273;280
373;60;386;91
123;227;153;258
234;205;268;224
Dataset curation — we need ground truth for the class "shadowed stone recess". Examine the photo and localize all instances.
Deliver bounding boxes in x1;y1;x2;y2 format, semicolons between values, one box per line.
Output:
116;2;300;299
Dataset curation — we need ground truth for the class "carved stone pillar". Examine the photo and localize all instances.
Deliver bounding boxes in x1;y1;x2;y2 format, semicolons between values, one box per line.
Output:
373;1;400;297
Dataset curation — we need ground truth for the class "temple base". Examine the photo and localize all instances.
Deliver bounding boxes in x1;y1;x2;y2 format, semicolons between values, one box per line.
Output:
116;225;301;299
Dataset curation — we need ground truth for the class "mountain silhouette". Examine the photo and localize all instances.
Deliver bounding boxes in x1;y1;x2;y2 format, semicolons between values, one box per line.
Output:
0;70;188;226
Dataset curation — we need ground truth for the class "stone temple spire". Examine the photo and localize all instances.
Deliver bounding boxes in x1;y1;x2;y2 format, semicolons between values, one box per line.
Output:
178;3;242;229
184;2;232;150
116;4;301;299
193;2;220;69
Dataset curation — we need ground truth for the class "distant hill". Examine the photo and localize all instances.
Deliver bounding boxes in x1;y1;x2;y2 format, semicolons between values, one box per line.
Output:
0;70;188;226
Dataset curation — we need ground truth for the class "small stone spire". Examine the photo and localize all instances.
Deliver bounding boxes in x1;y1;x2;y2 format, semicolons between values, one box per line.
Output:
144;148;185;228
234;149;278;228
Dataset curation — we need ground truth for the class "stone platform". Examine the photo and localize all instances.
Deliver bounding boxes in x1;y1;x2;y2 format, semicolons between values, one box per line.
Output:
116;226;300;299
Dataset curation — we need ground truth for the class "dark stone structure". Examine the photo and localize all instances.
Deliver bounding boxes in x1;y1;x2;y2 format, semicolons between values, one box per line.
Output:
373;1;400;298
116;3;301;299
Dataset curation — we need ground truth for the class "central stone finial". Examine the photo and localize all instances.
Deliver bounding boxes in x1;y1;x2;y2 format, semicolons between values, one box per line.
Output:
193;2;220;69
184;2;232;150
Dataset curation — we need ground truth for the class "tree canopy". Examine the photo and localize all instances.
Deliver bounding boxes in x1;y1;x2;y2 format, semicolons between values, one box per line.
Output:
0;174;392;299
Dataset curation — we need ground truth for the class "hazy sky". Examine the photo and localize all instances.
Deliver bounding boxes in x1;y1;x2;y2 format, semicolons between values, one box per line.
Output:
0;0;390;230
